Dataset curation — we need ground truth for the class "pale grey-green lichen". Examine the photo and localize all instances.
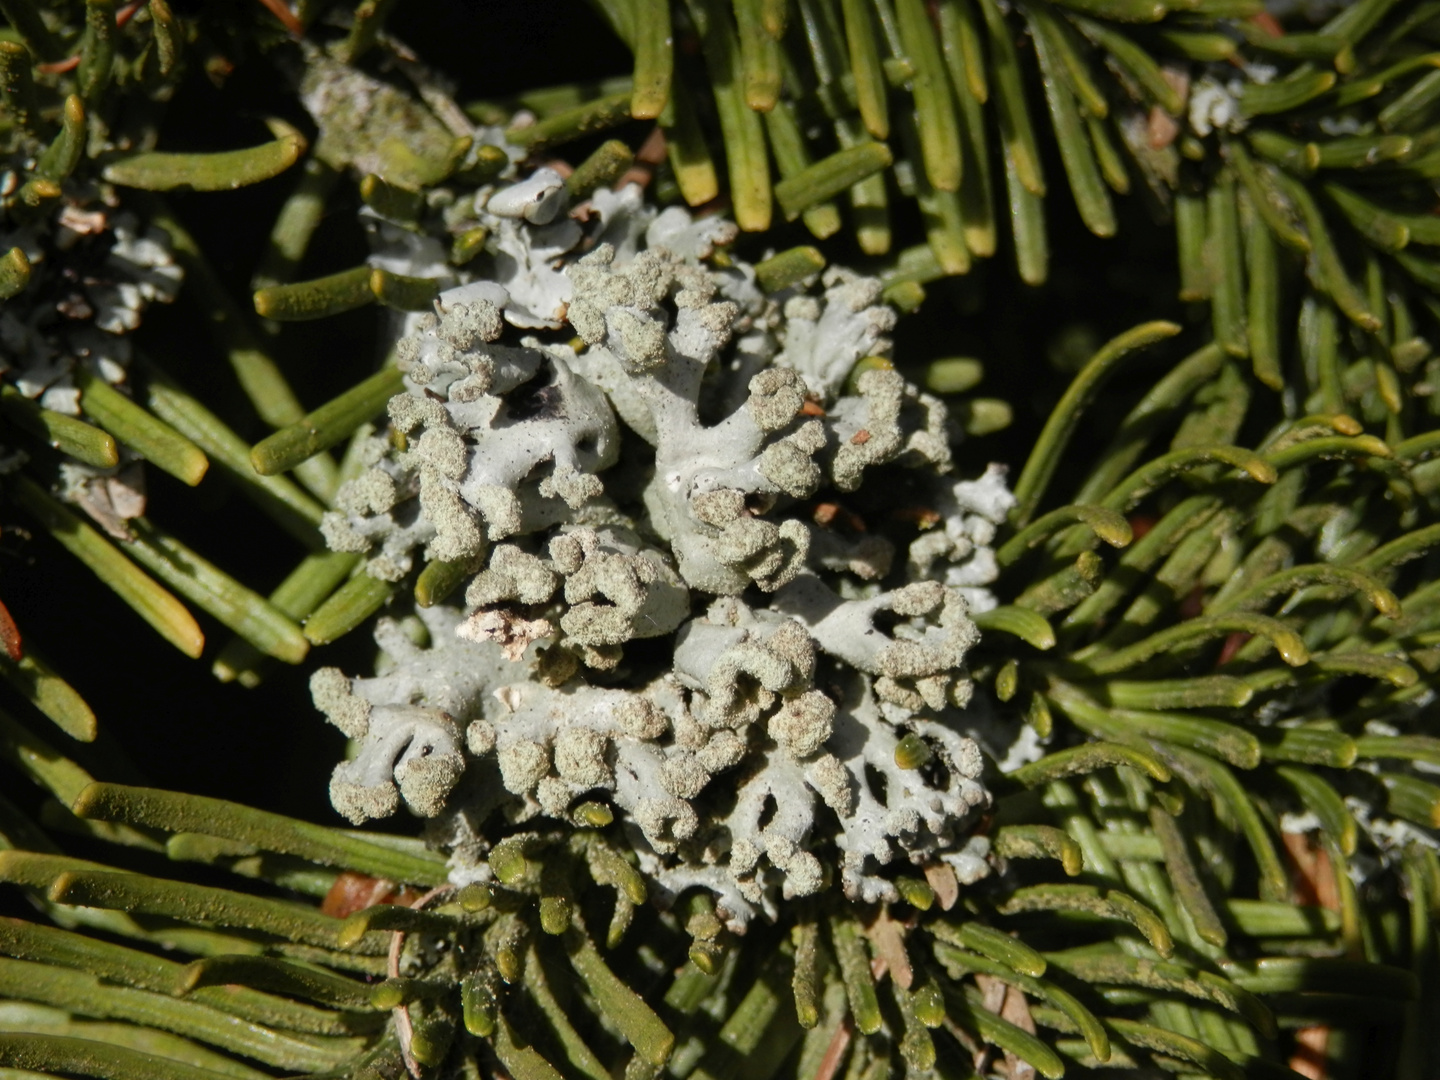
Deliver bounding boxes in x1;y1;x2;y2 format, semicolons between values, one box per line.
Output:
1;201;184;535
314;167;1018;924
2;210;182;411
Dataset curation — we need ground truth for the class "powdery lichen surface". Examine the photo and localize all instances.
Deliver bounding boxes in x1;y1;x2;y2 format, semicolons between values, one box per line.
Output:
312;163;1018;926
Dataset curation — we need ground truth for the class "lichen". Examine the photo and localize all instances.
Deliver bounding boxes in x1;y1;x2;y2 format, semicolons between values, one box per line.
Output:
1;197;184;534
2;209;182;413
314;168;1013;924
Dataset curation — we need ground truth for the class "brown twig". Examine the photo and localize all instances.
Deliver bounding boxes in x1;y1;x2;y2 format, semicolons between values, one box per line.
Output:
0;598;21;662
812;1015;853;1080
616;126;668;190
37;2;143;73
253;0;304;37
389;883;457;1080
1283;832;1340;1079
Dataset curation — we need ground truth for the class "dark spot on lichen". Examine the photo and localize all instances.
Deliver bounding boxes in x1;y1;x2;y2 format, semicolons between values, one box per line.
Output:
505;361;566;422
